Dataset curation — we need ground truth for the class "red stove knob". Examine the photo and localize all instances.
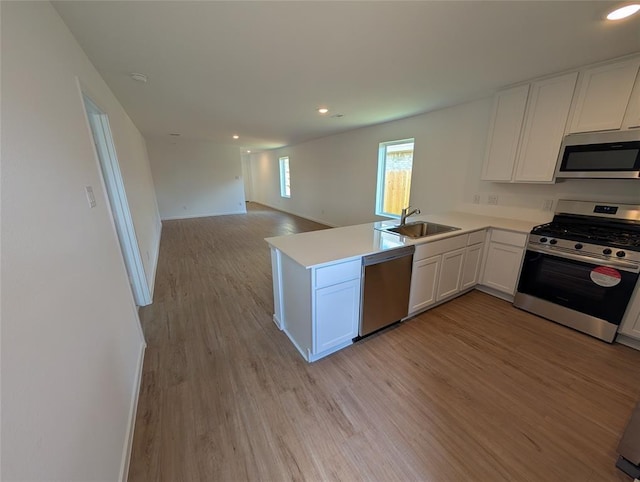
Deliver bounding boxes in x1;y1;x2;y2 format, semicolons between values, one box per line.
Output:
574;243;583;250
616;251;626;258
549;239;558;245
603;248;612;255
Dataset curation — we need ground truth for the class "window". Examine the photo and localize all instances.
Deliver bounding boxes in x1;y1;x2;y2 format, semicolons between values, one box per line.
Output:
375;139;414;217
279;156;291;198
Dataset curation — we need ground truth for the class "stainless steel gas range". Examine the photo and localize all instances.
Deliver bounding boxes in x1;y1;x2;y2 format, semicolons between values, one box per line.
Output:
514;200;640;343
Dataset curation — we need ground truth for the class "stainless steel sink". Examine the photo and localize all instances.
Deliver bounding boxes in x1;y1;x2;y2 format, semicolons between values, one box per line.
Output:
384;221;461;238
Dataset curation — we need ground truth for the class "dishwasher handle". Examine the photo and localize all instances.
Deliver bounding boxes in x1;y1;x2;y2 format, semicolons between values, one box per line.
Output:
362;245;415;266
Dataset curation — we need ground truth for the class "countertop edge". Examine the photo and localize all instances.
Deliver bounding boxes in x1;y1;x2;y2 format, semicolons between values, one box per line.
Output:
265;211;539;269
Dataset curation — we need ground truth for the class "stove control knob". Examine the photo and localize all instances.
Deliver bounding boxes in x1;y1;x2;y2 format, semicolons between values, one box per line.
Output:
603;248;612;256
574;243;583;250
616;251;626;258
539;237;548;243
549;239;558;245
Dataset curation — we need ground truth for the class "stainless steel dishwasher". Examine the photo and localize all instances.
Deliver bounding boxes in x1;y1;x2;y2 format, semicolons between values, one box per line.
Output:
359;245;415;337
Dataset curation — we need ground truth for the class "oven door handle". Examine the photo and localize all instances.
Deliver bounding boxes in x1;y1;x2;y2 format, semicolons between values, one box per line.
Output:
526;247;640;273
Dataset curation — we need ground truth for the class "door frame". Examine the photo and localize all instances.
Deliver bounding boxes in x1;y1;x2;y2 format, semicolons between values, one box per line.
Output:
79;85;151;307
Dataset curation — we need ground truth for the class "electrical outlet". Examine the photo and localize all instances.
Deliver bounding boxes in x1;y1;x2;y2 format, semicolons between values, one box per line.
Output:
473;194;481;204
543;199;554;211
488;194;499;205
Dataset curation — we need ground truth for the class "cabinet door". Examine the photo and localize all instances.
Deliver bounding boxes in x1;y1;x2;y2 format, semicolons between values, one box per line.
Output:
569;58;640;133
408;255;441;314
623;67;640;129
481;85;529;181
481;243;524;295
514;72;578;182
460;244;483;291
436;248;465;301
620;311;640;340
314;279;360;354
620;284;640;340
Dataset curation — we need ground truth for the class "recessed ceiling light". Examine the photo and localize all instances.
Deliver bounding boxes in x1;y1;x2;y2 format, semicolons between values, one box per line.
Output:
130;72;148;83
607;4;640;20
318;108;329;114
233;135;239;139
247;150;251;153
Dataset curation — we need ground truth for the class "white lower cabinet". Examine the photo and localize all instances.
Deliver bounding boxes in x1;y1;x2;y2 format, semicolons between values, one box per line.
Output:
480;230;527;297
482;244;524;294
270;227;531;362
620;310;640;341
620;283;640;341
271;250;361;362
436;248;465;301
460;243;483;290
314;279;360;353
408;230;486;316
408;256;441;314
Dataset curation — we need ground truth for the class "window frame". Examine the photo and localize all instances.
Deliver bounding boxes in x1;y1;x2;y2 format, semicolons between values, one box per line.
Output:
375;138;415;218
279;156;291;198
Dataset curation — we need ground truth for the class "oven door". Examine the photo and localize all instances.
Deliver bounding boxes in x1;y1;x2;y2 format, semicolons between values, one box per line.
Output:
516;249;639;326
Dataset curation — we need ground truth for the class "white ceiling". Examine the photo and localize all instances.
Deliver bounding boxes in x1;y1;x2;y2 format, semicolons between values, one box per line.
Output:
53;1;640;151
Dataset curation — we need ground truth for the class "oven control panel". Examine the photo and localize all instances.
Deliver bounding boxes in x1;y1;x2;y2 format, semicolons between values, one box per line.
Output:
593;205;619;215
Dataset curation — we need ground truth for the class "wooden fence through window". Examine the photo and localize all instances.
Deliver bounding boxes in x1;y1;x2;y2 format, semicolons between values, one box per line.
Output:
383;169;412;216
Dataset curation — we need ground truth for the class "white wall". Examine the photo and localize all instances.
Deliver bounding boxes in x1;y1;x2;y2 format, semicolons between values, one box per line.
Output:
249;99;493;227
146;137;246;220
249;90;640;227
1;2;161;480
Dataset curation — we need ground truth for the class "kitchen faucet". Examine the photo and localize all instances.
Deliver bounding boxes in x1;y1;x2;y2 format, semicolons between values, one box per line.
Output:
400;206;421;225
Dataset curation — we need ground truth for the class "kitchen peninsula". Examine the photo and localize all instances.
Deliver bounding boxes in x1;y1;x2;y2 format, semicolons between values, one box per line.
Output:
266;211;540;362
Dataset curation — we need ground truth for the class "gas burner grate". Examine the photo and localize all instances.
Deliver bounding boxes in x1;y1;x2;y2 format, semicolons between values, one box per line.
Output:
532;222;640;249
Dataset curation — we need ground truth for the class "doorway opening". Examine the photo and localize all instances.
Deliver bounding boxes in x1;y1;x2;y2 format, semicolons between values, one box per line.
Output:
82;93;151;306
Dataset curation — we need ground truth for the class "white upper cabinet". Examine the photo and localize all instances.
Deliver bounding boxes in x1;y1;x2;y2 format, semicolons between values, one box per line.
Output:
568;57;640;133
481;85;529;181
623;67;640;130
482;72;577;183
514;72;578;182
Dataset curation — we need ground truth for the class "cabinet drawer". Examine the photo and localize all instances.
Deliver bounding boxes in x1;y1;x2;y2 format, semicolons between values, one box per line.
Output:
467;230;486;246
414;234;468;260
315;259;361;288
490;230;527;247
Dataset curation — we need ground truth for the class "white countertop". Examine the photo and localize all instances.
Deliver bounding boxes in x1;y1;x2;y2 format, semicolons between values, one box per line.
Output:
265;211;540;269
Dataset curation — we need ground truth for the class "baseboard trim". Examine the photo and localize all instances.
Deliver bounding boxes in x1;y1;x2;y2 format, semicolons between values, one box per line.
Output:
273;313;283;330
249;201;336;228
160;209;247;221
475;285;515;303
119;341;146;481
405;287;477;319
616;334;640;351
283;328;310;362
148;222;162;300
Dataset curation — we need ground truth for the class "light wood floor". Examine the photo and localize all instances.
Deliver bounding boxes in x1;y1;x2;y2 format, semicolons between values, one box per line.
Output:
129;203;640;481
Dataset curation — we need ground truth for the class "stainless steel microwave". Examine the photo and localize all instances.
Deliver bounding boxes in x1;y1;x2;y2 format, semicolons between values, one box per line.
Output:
555;129;640;179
